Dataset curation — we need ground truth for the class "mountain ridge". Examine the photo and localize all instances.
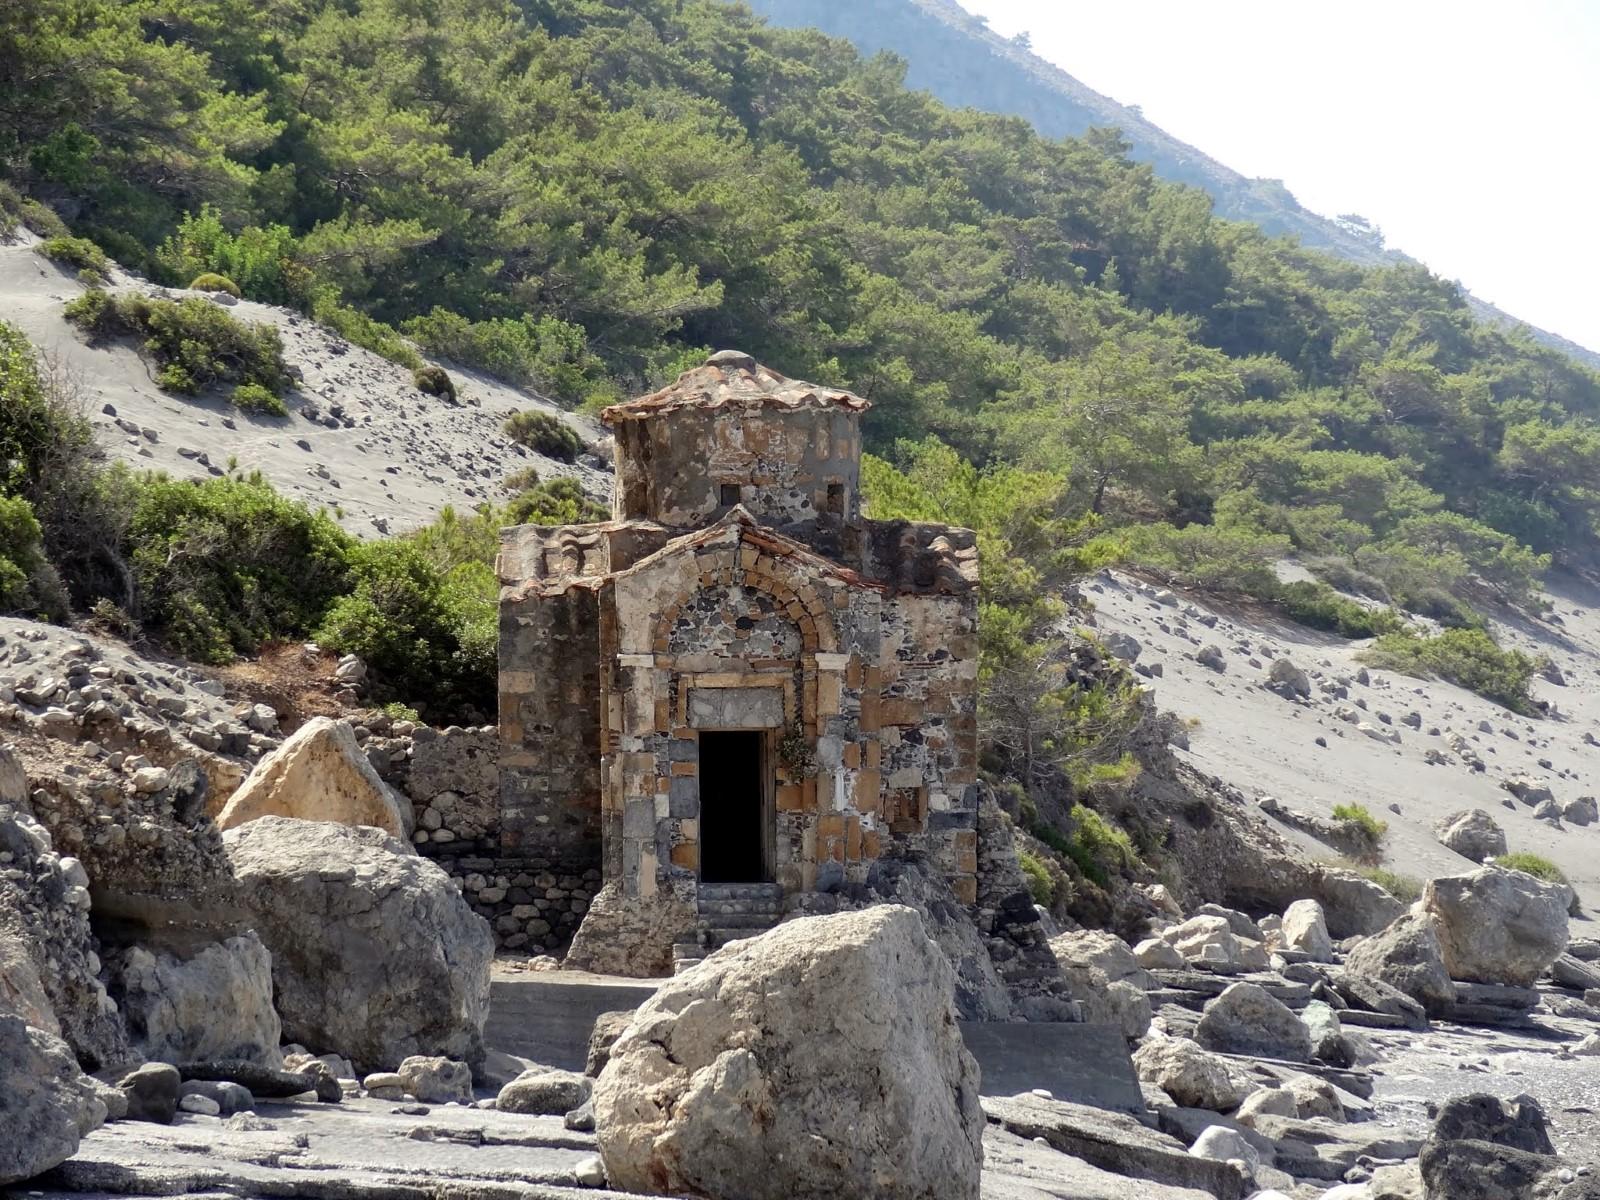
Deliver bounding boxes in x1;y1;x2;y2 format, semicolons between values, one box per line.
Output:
742;0;1600;370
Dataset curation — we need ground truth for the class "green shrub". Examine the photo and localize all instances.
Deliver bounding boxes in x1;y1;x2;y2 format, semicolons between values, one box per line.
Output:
314;540;494;718
155;208;311;307
505;477;609;526
504;410;585;462
503;466;541;492
401;307;604;405
1356;866;1422;904
1018;849;1055;906
1361;627;1541;713
1332;802;1388;842
189;272;241;298
311;294;421;369
231;382;288;417
37;235;106;275
1494;851;1567;885
413;364;456;403
1123;522;1290;594
126;474;353;662
20;201;68;240
0;495;67;619
65;291;289;397
1275;580;1403;638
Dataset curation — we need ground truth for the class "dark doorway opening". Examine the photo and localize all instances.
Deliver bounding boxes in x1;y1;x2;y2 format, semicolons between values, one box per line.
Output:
698;730;770;883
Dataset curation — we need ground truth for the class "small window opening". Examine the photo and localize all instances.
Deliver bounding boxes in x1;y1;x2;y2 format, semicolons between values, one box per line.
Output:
720;483;741;506
825;482;845;515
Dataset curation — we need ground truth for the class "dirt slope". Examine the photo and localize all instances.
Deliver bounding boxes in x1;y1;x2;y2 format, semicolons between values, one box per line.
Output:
1;231;608;537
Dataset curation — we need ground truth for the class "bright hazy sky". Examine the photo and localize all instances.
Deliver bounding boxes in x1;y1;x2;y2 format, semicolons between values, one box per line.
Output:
961;1;1600;353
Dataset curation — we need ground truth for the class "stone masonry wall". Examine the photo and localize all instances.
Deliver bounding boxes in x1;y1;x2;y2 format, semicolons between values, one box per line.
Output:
376;723;598;954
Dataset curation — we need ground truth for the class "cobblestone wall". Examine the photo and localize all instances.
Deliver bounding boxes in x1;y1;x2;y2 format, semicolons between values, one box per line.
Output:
372;721;598;954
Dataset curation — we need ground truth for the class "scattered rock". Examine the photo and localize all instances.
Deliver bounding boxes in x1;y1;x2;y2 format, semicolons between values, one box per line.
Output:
118;1061;181;1124
1434;809;1508;863
107;933;280;1066
497;1067;591;1115
1343;910;1455;1015
1279;899;1333;961
397;1055;473;1104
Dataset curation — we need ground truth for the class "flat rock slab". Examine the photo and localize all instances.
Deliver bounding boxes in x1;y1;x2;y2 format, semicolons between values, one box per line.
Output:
960;1022;1145;1112
983;1094;1247;1200
35;1095;617;1199
980;1128;1217;1200
1148;970;1312;1008
487;976;658;1072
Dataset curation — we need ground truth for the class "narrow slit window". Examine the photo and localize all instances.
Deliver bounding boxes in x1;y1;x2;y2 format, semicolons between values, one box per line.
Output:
720;483;741;506
825;482;845;514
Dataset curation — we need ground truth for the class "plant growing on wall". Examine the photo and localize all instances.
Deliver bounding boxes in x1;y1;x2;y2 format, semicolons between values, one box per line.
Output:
778;722;817;778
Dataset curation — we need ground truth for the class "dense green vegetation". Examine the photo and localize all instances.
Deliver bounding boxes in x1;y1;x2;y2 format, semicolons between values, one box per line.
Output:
2;0;1593;740
1360;628;1543;714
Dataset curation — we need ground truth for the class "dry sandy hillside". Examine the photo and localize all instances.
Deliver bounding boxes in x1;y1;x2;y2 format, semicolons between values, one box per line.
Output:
1;231;609;537
1087;568;1600;915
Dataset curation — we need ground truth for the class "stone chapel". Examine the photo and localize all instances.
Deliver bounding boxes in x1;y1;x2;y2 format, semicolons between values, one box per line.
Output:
497;350;980;968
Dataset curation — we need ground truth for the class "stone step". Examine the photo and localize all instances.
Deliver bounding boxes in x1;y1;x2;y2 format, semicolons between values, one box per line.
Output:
697;883;783;900
696;913;784;931
1333;1008;1411;1030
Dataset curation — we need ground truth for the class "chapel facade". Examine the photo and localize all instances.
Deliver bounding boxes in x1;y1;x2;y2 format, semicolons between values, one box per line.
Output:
497;351;979;956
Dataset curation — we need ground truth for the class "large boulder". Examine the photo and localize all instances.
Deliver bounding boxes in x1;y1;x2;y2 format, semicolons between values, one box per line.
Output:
1422;868;1569;987
1343;909;1455;1015
216;718;410;839
0;1015;107;1185
0;927;58;1034
1050;930;1154;990
106;933;280;1066
1161;914;1268;973
1434;810;1507;863
594;906;983;1200
1132;1036;1255;1112
564;883;696;978
222;817;492;1072
1279;899;1333;961
1418;1093;1559;1200
1194;982;1311;1063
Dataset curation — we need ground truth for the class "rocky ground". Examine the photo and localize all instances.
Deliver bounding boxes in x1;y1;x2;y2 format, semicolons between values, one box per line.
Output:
1085;568;1600;914
0;230;610;536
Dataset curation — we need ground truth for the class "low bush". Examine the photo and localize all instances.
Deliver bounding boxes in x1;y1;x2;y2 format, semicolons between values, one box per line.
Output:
38;235;107;275
126;474;353;662
1361;627;1541;713
504;410;584;462
310;294;421;369
65;291;289;397
1494;851;1567;885
1332;802;1388;842
1123;522;1290;594
0;495;67;619
401;307;604;404
1018;849;1055;906
1274;580;1402;638
413;364;456;403
155;208;312;307
505;477;609;526
1356;865;1422;904
314;539;494;718
502;466;541;492
231;382;288;417
189;272;241;298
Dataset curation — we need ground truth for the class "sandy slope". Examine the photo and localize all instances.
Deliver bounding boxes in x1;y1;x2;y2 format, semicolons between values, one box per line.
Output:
0;231;609;536
1086;569;1600;915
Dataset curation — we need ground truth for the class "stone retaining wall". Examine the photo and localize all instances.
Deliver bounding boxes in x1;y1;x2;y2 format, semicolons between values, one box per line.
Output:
371;721;596;954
